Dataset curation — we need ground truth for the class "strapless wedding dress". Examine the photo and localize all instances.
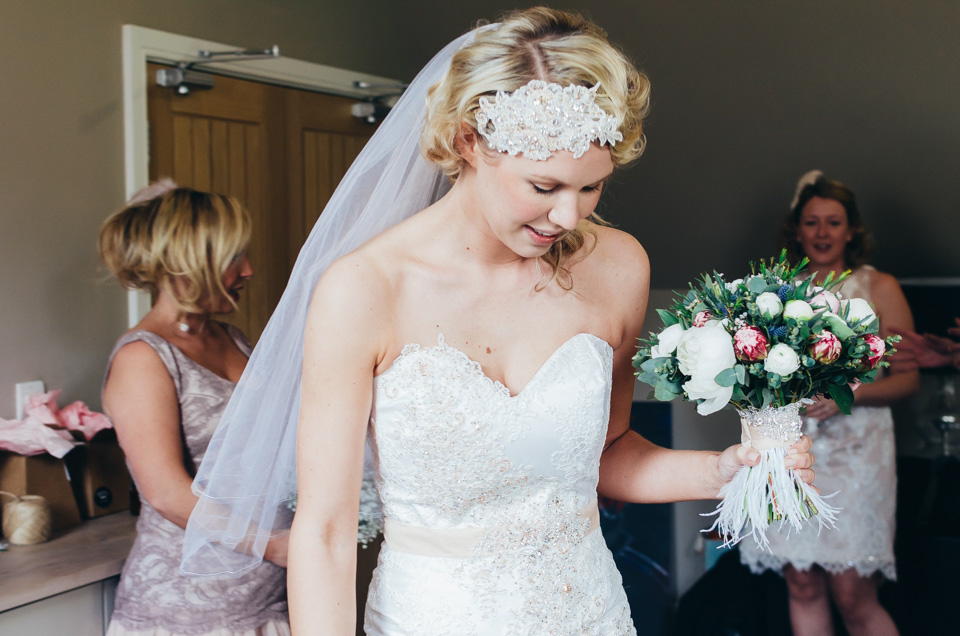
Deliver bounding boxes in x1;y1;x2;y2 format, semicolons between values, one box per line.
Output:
364;333;636;635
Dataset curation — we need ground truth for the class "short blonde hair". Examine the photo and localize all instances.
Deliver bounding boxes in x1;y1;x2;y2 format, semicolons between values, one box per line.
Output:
98;187;251;314
421;7;651;288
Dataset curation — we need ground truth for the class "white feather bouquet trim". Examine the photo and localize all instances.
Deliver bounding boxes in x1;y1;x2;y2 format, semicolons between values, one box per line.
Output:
704;402;839;549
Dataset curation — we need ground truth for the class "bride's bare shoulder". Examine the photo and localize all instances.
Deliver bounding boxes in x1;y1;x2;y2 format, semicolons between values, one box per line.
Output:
312;214;426;311
587;224;649;280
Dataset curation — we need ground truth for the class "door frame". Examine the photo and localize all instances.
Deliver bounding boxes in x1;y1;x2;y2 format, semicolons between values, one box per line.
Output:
121;24;397;325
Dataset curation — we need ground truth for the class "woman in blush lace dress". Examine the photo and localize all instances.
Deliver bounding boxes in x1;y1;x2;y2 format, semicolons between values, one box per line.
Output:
740;171;919;636
99;186;289;635
182;8;816;635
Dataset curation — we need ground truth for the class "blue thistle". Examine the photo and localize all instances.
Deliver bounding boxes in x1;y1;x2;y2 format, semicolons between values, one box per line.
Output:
769;325;787;340
777;284;794;303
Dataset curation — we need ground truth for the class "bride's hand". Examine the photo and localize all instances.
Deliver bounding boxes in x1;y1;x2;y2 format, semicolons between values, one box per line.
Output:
715;435;817;491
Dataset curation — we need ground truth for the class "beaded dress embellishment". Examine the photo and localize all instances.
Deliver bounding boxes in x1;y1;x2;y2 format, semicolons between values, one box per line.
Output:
474;80;623;161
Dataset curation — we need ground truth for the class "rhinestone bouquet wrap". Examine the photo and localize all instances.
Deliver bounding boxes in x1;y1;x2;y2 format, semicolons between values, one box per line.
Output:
632;251;899;549
474;80;623;161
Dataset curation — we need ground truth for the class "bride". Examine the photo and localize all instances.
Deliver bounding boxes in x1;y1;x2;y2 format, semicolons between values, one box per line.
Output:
183;7;815;635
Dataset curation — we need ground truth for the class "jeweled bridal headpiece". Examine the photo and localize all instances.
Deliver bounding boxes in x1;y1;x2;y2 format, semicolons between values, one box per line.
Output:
474;80;623;161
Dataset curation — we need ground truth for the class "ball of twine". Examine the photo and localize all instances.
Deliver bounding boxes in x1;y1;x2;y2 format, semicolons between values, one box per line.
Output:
1;491;52;545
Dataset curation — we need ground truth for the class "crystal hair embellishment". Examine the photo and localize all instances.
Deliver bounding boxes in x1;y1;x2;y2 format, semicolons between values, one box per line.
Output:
474;80;623;161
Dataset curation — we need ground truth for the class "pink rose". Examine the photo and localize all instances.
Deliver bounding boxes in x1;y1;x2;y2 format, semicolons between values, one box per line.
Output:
810;331;842;364
693;311;714;327
733;326;769;362
864;334;886;368
810;290;840;313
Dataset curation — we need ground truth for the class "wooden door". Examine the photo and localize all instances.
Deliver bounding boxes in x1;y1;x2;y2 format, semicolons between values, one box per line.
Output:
147;63;376;342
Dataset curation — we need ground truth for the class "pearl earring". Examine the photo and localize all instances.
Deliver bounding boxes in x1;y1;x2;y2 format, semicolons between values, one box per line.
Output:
178;322;190;333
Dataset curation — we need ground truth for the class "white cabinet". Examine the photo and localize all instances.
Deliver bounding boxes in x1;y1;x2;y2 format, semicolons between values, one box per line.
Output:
0;576;117;636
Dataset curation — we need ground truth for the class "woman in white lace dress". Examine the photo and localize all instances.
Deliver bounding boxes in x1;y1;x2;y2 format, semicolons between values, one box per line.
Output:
740;171;919;636
284;8;816;635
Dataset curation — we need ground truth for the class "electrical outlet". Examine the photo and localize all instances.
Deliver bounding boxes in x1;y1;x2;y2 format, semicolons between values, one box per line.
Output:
15;380;45;420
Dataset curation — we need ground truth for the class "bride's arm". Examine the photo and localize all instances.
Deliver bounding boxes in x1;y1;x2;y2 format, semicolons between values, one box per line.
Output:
594;236;813;503
289;255;390;636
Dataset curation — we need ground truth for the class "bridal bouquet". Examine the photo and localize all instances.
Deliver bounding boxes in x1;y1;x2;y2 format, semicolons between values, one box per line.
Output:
633;251;898;549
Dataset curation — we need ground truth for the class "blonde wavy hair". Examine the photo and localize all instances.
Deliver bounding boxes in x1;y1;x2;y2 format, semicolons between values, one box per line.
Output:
421;6;651;289
99;186;251;314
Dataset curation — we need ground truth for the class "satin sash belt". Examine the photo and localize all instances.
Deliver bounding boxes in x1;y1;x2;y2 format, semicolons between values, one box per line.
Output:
383;501;601;558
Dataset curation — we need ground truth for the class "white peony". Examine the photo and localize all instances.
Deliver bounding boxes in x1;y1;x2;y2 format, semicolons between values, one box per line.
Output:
676;323;736;415
764;343;801;375
684;373;734;415
756;292;783;320
843;297;877;325
783;299;814;322
650;323;684;358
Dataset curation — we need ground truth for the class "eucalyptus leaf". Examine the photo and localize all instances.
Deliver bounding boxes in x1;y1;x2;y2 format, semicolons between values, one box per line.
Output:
654;380;681;402
714;367;738;387
747;277;767;294
636;370;659;385
665;379;684;394
734;364;747;385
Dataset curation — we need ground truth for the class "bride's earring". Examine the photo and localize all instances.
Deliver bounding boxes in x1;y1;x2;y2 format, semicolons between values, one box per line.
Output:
178;321;190;333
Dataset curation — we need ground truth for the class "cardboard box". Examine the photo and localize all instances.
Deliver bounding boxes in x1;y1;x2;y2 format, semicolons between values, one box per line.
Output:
77;439;131;518
0;451;82;530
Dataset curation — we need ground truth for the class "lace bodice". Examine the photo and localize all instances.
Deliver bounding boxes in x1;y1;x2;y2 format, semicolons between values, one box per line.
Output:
364;333;636;635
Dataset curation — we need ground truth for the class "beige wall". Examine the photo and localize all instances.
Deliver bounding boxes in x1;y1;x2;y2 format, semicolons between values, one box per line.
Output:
0;0;403;417
2;1;958;418
380;0;960;287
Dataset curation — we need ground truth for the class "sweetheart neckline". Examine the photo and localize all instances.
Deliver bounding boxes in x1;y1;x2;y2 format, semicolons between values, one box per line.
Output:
375;332;612;398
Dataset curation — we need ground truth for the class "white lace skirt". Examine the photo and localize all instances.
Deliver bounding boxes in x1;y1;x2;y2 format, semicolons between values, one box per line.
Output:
740;405;897;580
364;528;635;635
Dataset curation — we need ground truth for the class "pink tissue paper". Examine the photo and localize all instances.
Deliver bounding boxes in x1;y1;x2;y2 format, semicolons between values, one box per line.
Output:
0;390;113;457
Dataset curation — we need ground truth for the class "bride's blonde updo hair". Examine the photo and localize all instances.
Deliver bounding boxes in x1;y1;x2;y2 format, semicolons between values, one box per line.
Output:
99;185;251;314
422;6;651;289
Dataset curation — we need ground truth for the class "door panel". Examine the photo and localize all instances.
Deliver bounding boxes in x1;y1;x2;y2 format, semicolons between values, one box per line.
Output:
147;63;376;342
285;88;374;268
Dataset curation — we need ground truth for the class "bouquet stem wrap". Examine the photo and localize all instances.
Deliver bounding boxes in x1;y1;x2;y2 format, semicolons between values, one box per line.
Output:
706;402;839;550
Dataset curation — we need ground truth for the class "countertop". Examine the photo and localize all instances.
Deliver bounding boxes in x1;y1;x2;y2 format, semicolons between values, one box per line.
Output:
0;512;137;612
